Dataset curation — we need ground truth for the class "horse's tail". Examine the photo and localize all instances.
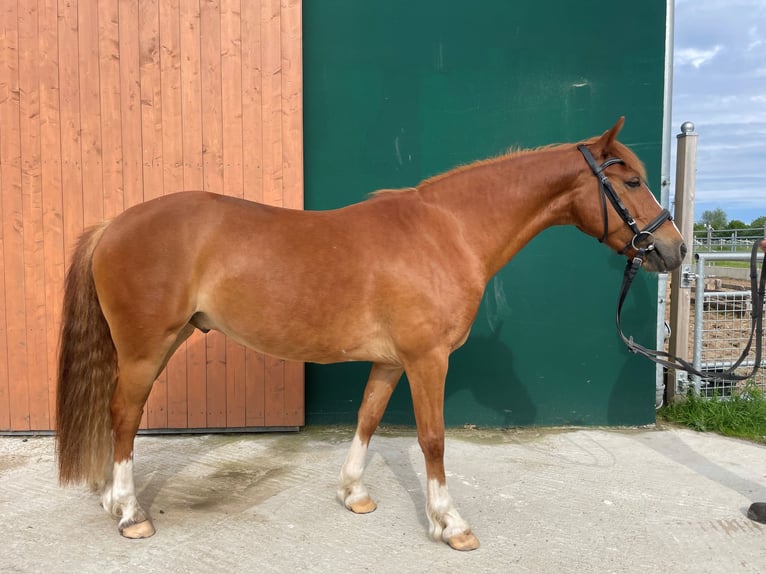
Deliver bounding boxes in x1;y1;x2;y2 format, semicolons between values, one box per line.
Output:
56;223;116;489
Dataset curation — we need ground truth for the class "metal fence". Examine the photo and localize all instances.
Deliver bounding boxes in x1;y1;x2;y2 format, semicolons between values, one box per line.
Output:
693;227;766;253
690;251;766;398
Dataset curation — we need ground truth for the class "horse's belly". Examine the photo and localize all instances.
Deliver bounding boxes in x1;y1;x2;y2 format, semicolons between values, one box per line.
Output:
228;329;400;366
200;309;400;366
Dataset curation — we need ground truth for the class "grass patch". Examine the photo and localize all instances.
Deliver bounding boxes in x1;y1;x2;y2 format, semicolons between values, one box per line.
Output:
658;382;766;444
706;260;751;268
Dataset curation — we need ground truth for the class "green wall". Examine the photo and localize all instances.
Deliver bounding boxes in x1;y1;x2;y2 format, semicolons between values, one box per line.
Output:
303;1;667;427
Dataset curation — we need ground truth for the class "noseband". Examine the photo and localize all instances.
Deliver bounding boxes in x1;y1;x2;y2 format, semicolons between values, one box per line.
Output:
578;144;765;387
577;144;672;255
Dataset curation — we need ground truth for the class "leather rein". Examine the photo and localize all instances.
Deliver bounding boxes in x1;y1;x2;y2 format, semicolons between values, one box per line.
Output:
578;144;765;383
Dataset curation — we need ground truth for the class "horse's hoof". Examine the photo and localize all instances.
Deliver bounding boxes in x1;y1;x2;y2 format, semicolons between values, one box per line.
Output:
447;532;480;551
348;496;377;514
120;519;156;539
748;502;766;523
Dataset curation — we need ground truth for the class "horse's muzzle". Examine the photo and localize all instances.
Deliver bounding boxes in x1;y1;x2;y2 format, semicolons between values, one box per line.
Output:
643;239;686;273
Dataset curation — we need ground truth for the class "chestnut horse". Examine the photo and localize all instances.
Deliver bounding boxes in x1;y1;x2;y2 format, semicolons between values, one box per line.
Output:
56;118;685;550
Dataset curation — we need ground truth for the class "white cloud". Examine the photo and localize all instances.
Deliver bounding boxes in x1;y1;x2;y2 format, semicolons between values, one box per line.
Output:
746;27;763;51
675;45;723;68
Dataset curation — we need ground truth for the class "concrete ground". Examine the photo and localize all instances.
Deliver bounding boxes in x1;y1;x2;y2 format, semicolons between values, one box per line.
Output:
2;425;766;574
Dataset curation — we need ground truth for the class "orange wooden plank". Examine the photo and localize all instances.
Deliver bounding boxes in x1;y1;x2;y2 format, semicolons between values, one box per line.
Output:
180;0;207;427
19;0;51;430
264;357;285;427
180;0;204;192
280;0;305;424
39;0;65;431
98;0;125;220
0;169;8;430
139;0;169;429
224;340;246;427
241;0;263;205
283;360;305;426
139;0;163;203
79;0;104;228
220;0;244;202
58;0;84;269
241;0;266;427
261;0;283;208
200;0;227;428
119;0;143;211
0;181;8;430
159;0;189;429
158;0;184;198
0;4;10;428
220;0;244;200
0;1;30;430
220;0;247;427
0;188;7;427
260;0;288;424
245;349;265;426
280;0;303;211
186;331;207;427
166;351;189;429
147;375;169;429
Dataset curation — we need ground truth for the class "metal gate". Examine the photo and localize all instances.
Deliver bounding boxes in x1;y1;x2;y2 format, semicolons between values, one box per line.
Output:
683;251;766;397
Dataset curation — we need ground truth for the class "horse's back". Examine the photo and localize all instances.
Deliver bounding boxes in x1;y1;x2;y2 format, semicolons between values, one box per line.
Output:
89;192;384;361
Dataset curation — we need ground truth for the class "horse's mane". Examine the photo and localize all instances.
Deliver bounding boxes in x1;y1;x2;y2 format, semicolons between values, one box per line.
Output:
369;145;557;198
369;138;646;198
418;144;562;189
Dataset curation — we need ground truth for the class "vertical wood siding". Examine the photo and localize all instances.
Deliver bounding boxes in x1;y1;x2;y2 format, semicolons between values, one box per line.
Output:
0;0;304;432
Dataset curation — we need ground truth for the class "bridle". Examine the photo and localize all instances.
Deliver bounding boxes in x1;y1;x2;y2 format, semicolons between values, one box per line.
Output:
578;144;765;385
577;144;672;255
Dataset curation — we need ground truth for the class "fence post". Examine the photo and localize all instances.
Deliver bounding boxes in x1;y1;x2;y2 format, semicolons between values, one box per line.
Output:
667;121;697;401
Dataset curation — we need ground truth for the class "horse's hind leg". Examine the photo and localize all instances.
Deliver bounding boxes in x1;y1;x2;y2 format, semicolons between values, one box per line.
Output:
101;324;195;538
338;363;403;513
99;358;161;538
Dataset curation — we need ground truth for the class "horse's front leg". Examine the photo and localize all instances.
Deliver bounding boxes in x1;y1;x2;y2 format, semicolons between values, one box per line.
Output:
339;363;403;513
406;350;480;551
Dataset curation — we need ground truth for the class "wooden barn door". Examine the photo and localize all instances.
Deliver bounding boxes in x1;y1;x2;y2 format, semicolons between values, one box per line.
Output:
0;0;304;432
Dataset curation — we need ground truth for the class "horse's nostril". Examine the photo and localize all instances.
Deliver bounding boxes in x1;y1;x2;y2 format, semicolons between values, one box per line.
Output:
680;242;688;258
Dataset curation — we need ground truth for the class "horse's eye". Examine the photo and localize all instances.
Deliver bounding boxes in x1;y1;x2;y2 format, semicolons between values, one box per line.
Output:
625;178;641;189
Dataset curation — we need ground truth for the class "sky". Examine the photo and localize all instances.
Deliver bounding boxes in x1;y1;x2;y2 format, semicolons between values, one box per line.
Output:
671;0;766;226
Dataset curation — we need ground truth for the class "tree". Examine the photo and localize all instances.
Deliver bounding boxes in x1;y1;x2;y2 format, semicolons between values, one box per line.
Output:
751;216;766;229
728;219;747;230
699;208;728;230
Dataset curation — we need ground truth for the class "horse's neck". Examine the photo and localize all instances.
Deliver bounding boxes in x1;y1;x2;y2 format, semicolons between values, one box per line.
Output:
418;147;577;279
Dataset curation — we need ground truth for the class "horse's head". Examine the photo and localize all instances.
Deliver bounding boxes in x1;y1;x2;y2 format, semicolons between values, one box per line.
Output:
572;118;686;272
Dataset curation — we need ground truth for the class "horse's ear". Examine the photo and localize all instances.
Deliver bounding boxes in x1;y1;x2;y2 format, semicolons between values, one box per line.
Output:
593;117;625;154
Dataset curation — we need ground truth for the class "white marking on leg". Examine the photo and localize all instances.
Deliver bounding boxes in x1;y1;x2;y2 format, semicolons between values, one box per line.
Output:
112;458;135;507
426;478;471;542
101;458;130;516
338;433;370;507
101;456;144;526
